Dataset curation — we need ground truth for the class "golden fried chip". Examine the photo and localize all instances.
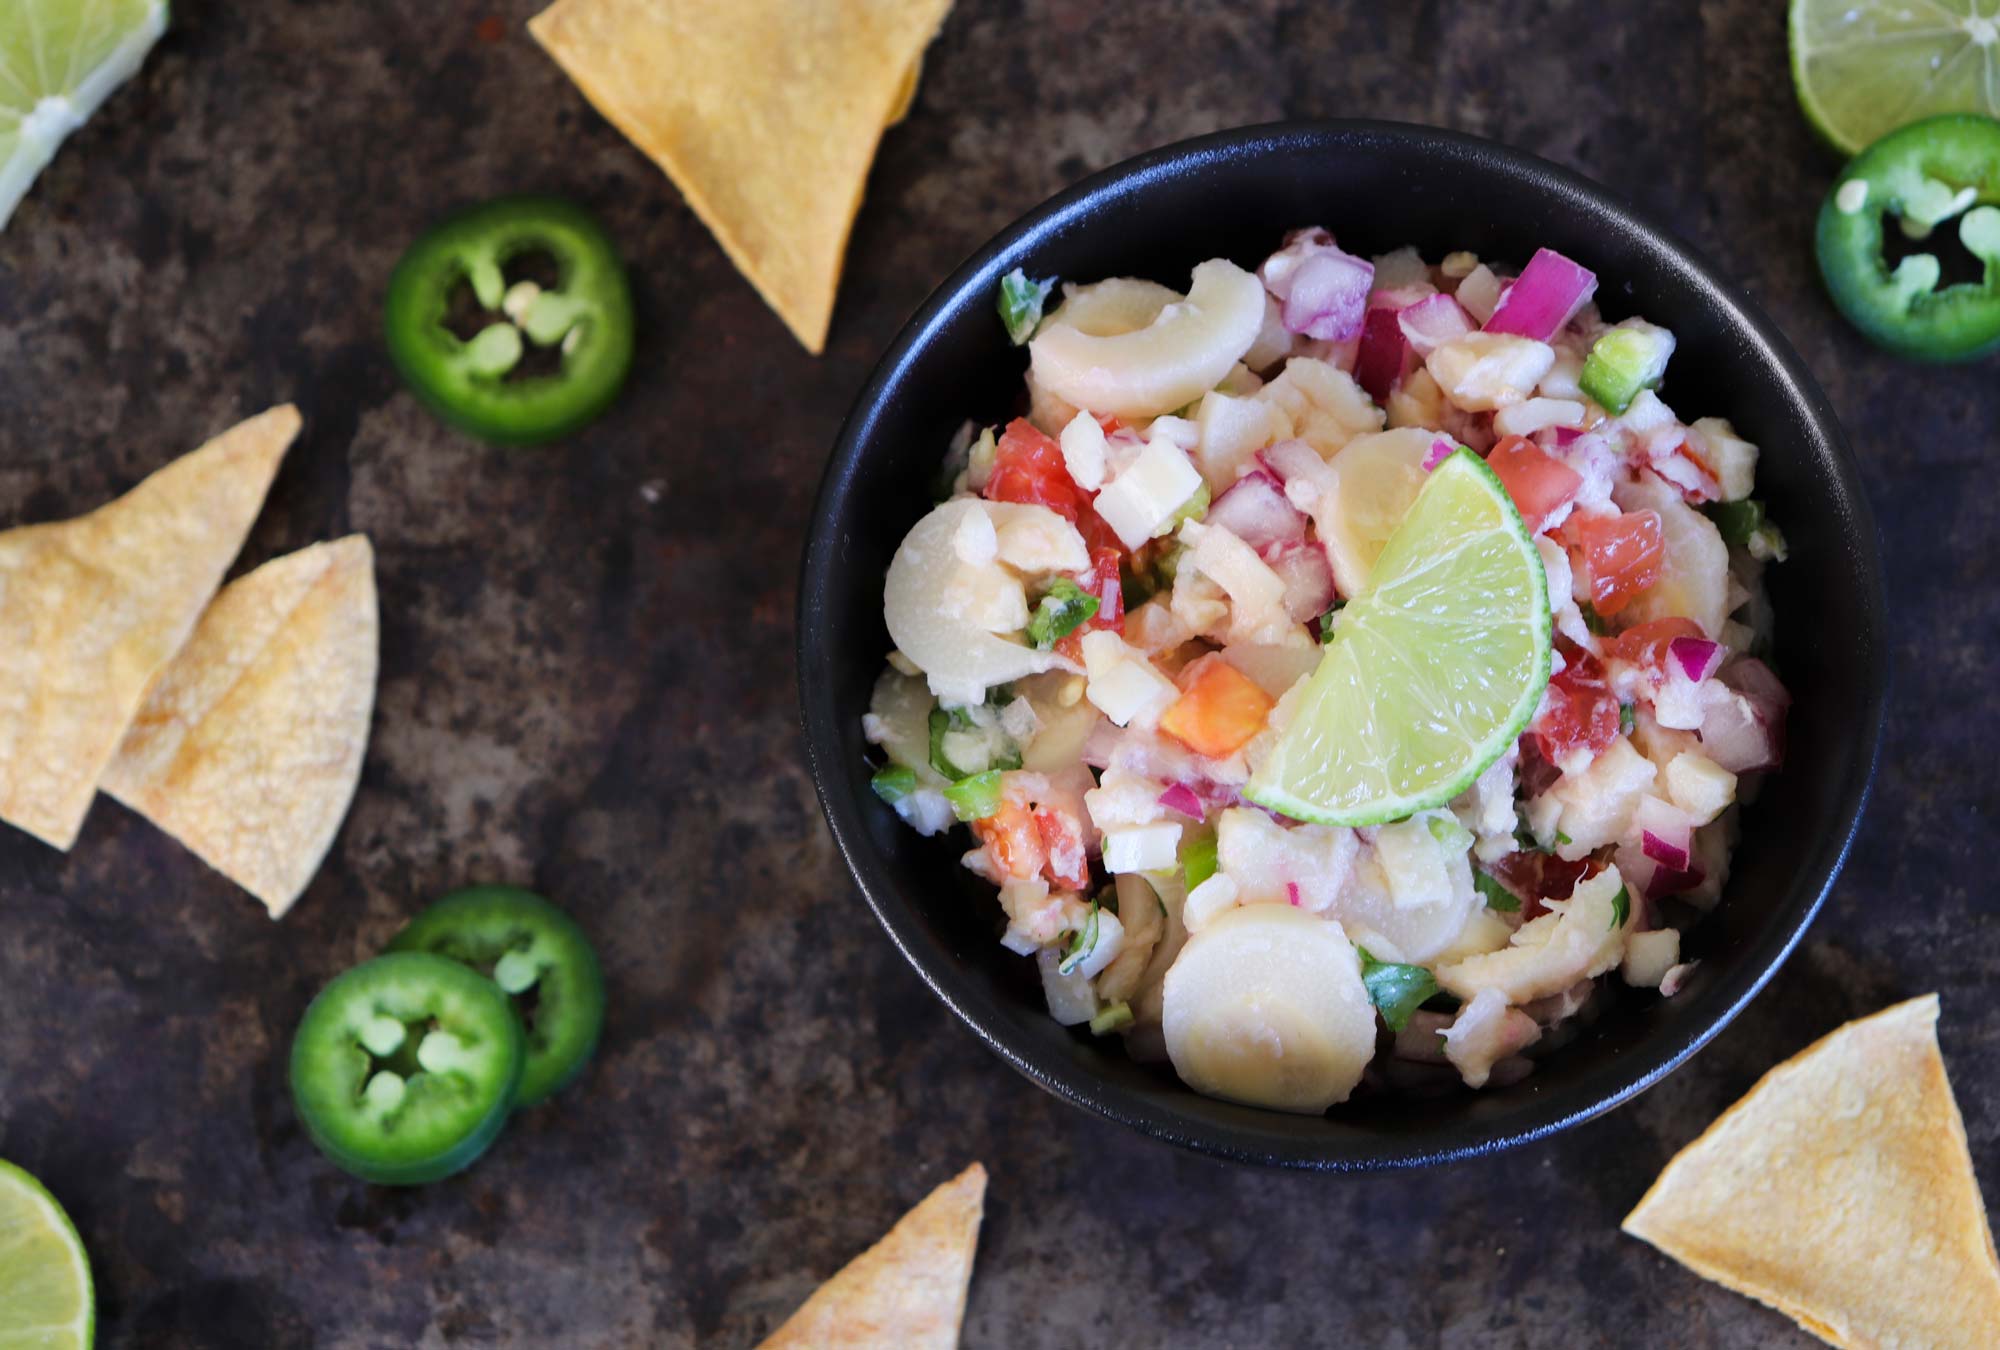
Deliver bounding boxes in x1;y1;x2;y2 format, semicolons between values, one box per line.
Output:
0;405;299;850
101;536;377;918
759;1162;986;1349
528;0;955;354
1624;995;2000;1348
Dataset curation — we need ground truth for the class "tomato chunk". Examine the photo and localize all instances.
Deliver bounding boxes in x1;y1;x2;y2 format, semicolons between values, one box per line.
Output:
1486;435;1583;533
985;419;1084;519
1159;654;1274;760
1603;616;1703;670
1034;808;1090;891
972;801;1046;881
1574;509;1664;616
1534;646;1619;765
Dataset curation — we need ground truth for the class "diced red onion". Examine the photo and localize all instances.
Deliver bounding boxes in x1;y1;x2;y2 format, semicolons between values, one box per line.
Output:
1482;248;1598;342
1421;437;1454;472
1158;783;1205;819
1263;540;1337;621
1641;830;1691;873
1278;250;1374;341
1353;303;1411;403
1648;862;1706;901
1668;636;1724;683
1396;292;1475;356
1258;439;1329;485
1698;657;1790;773
1205;470;1305;551
1285;881;1302;907
1634;796;1694;873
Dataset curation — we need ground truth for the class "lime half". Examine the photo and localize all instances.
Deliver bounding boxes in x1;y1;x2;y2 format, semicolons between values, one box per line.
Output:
0;1159;93;1350
0;0;168;230
1790;0;2000;155
1246;450;1550;827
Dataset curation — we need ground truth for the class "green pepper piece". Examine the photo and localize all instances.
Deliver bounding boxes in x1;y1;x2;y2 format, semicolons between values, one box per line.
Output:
1816;114;2000;362
384;196;636;443
387;887;607;1107
290;953;525;1185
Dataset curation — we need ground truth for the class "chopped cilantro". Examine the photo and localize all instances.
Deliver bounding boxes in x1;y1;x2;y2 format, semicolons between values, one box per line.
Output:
1555;830;1573;846
1579;602;1608;636
1619;702;1636;735
927;706;1019;779
869;764;917;804
1474;869;1520;913
1610;883;1631;930
1319;601;1347;644
1058;897;1102;975
998;268;1056;345
1357;947;1440;1033
1026;577;1100;649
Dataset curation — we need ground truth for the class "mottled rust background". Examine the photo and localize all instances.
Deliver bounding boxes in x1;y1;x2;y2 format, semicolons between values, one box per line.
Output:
0;1;1992;1346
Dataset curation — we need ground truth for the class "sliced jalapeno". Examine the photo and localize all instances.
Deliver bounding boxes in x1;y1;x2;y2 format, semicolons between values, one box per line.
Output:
1816;114;2000;362
387;887;605;1107
384;196;635;443
290;953;524;1186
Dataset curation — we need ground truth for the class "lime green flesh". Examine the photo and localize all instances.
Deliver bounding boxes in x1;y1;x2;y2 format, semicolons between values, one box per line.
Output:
0;0;168;229
0;1159;93;1350
1790;0;2000;155
1246;450;1551;827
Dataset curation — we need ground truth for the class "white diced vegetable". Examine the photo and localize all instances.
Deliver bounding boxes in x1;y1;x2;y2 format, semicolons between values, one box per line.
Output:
1058;410;1107;490
1038;945;1099;1024
1688;417;1758;502
1374;817;1455;909
1093;436;1205;549
1083;766;1168;832
1179;519;1293;645
1103;823;1182;874
940;560;1029;633
1079;631;1180;728
1435;867;1632;1004
1194;389;1281;490
1454;264;1505;323
1255;357;1384;458
1068;908;1126;980
1215;807;1358;912
1493;397;1586;438
988;501;1089;575
1537;344;1586;400
951;505;997;565
1441;988;1542;1089
1551;737;1658;858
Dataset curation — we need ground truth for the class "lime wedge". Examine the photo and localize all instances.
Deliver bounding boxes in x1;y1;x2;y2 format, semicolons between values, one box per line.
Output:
1245;450;1550;827
1790;0;2000;155
0;0;168;230
0;1159;93;1350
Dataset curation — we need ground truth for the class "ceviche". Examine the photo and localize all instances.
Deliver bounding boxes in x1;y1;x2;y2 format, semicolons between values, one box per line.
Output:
864;229;1790;1114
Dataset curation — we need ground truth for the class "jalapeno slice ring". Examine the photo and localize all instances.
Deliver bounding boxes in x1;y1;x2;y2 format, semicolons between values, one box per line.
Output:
384;196;636;443
289;953;525;1186
1816;114;2000;362
387;886;606;1107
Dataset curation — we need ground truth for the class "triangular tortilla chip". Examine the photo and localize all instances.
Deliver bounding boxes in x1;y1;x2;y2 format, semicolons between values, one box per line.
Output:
528;0;955;354
0;405;299;850
100;536;377;918
1624;995;2000;1349
758;1162;985;1349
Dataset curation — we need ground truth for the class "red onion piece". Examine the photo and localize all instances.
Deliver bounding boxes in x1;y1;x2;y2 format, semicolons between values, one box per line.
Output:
1421;437;1455;472
1482;247;1598;341
1258;439;1329;486
1668;636;1724;683
1641;829;1691;873
1698;657;1790;773
1279;251;1374;341
1285;881;1302;907
1158;783;1205;819
1397;292;1475;356
1264;540;1337;621
1205;470;1306;551
1354;303;1411;403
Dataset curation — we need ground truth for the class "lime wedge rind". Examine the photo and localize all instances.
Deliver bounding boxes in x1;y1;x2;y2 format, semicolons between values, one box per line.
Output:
0;1158;93;1350
1245;449;1550;828
1790;0;2000;156
0;0;167;230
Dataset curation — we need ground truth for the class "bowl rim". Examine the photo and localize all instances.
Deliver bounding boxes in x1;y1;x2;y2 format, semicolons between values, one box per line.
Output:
797;117;1887;1170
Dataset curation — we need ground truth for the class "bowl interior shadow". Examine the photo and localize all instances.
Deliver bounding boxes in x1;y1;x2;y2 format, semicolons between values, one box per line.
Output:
799;122;1884;1169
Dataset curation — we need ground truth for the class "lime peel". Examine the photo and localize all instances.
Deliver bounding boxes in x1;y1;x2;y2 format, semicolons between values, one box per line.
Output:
1245;449;1551;828
0;1158;94;1350
1790;0;2000;156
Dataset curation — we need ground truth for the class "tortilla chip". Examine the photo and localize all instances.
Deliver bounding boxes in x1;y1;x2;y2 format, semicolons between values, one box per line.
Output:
758;1162;985;1348
528;0;955;354
100;536;377;918
1623;995;2000;1349
0;405;299;850
887;58;923;125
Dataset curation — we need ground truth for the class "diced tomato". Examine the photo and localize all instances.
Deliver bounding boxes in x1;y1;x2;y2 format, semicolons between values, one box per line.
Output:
1486;435;1584;533
1076;507;1125;563
1034;809;1090;891
972;801;1046;881
1533;646;1619;765
1158;653;1275;760
1573;509;1663;616
986;419;1086;520
1094;414;1123;435
1603;616;1703;670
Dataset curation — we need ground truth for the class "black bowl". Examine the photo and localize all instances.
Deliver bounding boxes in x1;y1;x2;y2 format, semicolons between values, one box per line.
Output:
797;120;1885;1170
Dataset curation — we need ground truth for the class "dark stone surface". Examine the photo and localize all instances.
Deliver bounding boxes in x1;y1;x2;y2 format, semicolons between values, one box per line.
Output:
0;1;1991;1345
